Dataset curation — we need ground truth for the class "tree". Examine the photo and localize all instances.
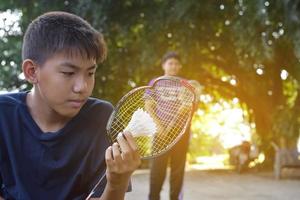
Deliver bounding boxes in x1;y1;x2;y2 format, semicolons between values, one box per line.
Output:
1;0;300;165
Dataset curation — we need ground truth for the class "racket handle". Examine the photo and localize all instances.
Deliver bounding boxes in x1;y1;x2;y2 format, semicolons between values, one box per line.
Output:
85;191;94;200
85;173;106;200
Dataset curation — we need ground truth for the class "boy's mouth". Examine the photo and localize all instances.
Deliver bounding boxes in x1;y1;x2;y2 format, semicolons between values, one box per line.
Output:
68;99;86;108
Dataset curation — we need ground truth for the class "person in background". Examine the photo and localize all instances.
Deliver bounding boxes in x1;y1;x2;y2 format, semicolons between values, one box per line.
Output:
148;51;197;200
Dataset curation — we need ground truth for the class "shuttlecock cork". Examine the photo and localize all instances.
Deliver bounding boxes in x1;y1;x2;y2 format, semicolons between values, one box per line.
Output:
124;108;157;137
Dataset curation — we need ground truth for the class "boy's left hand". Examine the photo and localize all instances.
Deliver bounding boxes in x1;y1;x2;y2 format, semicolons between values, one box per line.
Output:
105;131;141;190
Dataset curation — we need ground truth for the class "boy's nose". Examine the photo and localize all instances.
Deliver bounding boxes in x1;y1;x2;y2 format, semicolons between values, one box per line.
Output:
73;78;88;93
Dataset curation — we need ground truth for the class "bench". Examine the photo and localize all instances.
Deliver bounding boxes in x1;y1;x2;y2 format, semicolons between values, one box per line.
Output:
271;142;300;179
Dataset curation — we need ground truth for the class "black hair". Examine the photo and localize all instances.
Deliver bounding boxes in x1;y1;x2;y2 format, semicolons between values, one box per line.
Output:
161;51;181;64
22;11;107;65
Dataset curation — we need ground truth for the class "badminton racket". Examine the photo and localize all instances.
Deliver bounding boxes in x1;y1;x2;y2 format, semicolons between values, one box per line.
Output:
86;76;197;199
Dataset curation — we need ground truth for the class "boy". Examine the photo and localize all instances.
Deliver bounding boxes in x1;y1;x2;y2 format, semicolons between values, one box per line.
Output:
148;52;190;200
0;11;141;200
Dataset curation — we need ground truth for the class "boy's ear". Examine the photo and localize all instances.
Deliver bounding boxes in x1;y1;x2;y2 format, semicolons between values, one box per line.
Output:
22;59;38;84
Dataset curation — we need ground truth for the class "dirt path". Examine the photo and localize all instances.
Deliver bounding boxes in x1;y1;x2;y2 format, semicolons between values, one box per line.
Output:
125;169;300;200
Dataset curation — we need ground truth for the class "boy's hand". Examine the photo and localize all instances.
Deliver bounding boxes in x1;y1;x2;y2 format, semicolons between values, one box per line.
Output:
105;131;141;190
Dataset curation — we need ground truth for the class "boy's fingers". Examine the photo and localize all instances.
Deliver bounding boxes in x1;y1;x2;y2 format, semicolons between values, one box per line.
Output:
117;132;132;160
112;142;122;163
122;131;140;160
122;132;138;151
105;146;113;167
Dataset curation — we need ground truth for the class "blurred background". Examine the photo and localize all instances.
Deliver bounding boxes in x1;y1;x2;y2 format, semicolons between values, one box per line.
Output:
1;0;300;173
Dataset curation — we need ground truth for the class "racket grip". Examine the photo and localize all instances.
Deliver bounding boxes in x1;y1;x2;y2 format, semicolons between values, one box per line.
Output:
85;173;106;200
85;191;94;200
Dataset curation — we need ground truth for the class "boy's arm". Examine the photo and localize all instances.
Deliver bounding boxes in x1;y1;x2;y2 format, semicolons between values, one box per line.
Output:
90;132;141;200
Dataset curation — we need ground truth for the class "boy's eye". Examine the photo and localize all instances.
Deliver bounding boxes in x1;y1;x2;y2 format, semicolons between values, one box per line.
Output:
61;72;74;76
88;70;96;76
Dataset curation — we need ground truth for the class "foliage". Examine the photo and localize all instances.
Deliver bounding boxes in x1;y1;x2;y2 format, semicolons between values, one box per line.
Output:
1;0;300;161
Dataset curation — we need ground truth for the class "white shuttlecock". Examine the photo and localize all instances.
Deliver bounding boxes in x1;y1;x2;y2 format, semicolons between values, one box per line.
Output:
124;108;157;137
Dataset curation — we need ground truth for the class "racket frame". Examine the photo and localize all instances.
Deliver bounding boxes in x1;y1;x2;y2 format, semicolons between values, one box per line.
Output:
106;76;197;159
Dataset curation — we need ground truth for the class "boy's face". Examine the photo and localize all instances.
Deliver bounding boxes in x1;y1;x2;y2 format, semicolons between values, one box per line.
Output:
33;52;96;118
162;57;182;76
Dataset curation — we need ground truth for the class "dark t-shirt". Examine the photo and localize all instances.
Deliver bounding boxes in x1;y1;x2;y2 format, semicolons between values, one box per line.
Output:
0;92;113;199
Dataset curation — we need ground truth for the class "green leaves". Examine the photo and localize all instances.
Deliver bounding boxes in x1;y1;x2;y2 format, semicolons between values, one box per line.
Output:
1;0;300;146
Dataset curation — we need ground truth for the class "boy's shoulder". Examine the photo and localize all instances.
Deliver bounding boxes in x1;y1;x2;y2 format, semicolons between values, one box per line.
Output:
86;97;112;106
0;91;26;107
85;97;113;109
80;97;114;116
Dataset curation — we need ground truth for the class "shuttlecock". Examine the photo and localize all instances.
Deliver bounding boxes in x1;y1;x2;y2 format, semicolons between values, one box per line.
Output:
124;108;157;137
